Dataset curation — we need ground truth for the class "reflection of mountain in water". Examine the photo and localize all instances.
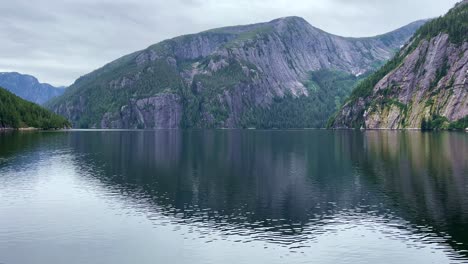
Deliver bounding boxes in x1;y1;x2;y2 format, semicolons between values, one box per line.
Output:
360;131;468;254
0;132;69;168
62;130;468;255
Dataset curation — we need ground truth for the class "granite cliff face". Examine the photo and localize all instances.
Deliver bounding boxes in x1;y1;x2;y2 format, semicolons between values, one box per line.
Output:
331;2;468;129
48;17;426;129
0;72;65;105
100;94;182;129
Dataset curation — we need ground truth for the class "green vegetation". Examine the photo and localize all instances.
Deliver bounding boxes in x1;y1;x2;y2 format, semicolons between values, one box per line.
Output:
332;2;468;128
347;54;406;103
46;14;429;129
420;115;446;130
182;59;256;127
448;116;468;130
223;26;274;48
431;59;450;88
240;70;363;128
181;68;365;129
0;87;70;129
48;56;185;128
347;2;467;103
417;2;468;45
194;59;253;91
421;115;468;131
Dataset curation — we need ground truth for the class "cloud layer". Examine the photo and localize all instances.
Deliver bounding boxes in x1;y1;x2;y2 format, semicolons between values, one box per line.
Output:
0;0;459;86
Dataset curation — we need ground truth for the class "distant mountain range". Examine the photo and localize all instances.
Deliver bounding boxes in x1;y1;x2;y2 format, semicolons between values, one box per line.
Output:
46;17;427;129
0;72;66;105
330;0;467;130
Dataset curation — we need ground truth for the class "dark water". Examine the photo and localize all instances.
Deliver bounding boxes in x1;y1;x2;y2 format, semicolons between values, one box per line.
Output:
0;130;467;264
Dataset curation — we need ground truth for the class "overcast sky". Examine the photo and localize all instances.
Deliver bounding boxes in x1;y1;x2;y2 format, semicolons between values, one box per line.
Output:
0;0;460;86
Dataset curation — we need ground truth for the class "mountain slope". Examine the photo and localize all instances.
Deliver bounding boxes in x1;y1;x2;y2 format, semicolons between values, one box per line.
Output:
48;17;426;129
0;72;66;105
0;87;70;129
330;1;468;130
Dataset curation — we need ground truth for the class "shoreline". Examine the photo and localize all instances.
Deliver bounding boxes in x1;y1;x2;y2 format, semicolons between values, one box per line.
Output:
0;127;68;132
19;127;41;131
0;127;39;131
1;127;466;132
32;128;468;132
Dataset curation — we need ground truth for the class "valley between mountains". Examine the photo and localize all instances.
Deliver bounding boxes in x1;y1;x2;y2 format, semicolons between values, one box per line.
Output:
330;0;467;129
0;1;461;131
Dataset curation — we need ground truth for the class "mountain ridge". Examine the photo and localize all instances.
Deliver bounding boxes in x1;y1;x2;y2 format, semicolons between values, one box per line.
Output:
330;1;467;129
0;72;66;105
48;17;427;129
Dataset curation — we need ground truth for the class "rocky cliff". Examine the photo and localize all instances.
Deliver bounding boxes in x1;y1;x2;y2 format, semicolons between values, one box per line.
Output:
0;72;65;105
331;1;468;129
47;17;426;129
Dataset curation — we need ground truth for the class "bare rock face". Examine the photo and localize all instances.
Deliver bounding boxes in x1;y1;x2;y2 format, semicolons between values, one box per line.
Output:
332;2;468;130
333;33;467;129
100;94;182;129
207;17;424;100
48;17;426;129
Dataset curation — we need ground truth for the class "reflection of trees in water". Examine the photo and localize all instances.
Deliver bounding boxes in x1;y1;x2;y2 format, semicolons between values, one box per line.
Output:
2;130;467;258
0;131;66;169
64;130;467;254
67;131;375;241
361;131;468;255
2;130;467;255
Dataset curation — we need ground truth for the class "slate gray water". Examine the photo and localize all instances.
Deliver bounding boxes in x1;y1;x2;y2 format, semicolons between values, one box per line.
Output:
0;130;467;264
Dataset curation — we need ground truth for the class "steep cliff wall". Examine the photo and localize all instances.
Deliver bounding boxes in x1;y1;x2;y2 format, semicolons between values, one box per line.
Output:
331;2;467;129
47;17;426;129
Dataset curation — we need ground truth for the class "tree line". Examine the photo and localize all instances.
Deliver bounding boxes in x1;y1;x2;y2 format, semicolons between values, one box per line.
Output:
0;87;70;129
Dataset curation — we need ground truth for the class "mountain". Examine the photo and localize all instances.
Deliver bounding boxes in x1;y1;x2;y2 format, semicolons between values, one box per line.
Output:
47;17;426;129
0;86;70;129
330;1;468;130
0;72;66;105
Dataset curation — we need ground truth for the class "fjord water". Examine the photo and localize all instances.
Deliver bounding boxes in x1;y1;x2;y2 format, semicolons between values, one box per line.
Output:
0;130;467;264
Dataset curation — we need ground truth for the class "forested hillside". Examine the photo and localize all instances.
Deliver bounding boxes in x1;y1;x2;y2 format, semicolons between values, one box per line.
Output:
0;87;70;129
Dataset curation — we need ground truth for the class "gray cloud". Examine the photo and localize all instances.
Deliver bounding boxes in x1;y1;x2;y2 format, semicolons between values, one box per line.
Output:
0;0;459;86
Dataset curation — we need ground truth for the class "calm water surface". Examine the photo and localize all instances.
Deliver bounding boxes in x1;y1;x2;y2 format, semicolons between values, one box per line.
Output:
0;130;467;264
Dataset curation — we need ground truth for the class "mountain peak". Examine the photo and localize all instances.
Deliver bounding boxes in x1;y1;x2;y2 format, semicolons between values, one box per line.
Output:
269;16;308;24
49;13;425;129
268;16;311;30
